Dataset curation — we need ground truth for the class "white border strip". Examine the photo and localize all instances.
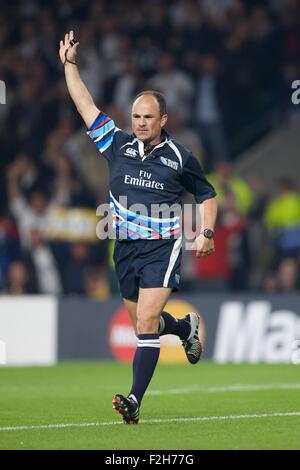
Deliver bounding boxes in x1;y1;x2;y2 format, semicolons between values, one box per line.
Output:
1;412;300;432
163;236;182;287
147;383;300;396
167;140;183;169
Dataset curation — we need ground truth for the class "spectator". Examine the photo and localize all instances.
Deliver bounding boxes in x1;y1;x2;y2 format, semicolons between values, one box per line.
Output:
277;257;300;293
195;54;229;169
113;60;143;120
193;190;250;291
262;258;300;293
208;161;254;214
24;228;62;295
84;266;110;300
49;153;96;208
63;243;94;295
262;272;278;294
149;53;194;123
77;21;103;102
6;158;51;250
3;261;35;295
264;178;300;262
0;215;20;290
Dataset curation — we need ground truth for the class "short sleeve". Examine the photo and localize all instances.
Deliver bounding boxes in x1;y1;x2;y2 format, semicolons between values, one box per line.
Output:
181;153;216;203
86;112;116;161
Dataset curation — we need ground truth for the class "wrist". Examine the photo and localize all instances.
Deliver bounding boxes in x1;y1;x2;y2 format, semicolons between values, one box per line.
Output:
201;229;214;239
64;58;77;66
64;47;76;66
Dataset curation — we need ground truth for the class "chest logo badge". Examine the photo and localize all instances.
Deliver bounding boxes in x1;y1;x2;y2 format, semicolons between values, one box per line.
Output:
124;148;139;158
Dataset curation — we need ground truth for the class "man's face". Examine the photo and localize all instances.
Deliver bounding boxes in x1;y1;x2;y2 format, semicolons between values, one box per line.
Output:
131;95;167;145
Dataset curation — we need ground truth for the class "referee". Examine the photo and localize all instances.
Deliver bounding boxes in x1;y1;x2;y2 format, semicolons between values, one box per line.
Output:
60;31;217;424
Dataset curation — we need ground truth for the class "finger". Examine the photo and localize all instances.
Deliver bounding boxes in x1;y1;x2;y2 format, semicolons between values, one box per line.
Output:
200;251;211;257
71;41;79;49
60;40;63;48
64;32;69;46
70;30;74;40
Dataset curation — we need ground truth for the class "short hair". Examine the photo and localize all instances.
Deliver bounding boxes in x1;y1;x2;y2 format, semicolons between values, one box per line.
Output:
133;90;167;116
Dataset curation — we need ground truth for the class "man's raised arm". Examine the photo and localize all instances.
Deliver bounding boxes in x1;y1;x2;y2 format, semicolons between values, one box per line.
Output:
59;30;100;128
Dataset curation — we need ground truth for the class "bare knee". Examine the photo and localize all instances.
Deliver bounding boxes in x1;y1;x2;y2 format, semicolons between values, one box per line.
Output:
137;312;159;334
136;287;171;334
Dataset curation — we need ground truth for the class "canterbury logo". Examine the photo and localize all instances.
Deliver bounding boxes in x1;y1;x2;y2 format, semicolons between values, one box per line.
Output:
124;148;138;157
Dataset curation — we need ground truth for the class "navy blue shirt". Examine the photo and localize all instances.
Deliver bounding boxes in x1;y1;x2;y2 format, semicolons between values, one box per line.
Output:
87;112;216;239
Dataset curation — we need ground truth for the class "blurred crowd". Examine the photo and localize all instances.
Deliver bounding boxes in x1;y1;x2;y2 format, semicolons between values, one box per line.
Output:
1;0;300;297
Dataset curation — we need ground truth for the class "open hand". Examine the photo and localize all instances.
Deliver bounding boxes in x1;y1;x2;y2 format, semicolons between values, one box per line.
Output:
59;30;79;65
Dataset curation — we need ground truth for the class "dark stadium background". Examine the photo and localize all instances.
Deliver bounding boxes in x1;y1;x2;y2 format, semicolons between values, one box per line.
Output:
0;0;300;365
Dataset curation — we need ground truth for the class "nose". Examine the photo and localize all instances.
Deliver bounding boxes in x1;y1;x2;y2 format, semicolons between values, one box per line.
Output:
138;117;146;127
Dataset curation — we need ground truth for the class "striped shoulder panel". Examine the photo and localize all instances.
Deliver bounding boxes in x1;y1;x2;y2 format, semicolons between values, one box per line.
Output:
87;112;116;153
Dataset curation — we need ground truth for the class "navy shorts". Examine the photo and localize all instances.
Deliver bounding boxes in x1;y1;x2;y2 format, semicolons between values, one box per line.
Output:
113;238;182;301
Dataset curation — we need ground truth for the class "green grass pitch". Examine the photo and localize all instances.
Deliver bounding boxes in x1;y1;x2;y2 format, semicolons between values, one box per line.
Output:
0;362;300;450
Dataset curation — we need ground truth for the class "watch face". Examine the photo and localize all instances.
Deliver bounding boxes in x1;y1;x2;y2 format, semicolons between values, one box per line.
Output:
203;229;214;239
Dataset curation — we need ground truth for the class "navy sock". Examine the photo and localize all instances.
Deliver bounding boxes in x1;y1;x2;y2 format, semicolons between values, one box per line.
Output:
129;333;160;406
158;311;190;340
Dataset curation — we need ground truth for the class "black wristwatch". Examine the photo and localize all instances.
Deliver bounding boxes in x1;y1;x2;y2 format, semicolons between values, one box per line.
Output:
201;229;214;239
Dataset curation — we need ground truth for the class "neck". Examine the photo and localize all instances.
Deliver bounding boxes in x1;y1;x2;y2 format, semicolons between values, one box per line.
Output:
145;138;161;146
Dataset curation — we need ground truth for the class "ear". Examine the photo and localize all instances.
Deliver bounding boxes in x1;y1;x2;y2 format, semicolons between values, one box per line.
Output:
161;114;168;128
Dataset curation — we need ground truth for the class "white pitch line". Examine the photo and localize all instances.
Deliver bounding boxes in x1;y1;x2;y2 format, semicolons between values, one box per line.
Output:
1;412;300;432
147;383;300;396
